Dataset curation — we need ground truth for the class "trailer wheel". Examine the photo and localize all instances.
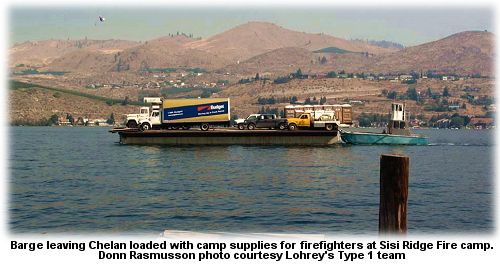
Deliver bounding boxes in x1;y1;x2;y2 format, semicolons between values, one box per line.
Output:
126;120;138;128
325;124;334;131
200;123;210;131
288;123;297;131
247;123;256;130
237;124;245;130
278;123;287;130
140;123;151;131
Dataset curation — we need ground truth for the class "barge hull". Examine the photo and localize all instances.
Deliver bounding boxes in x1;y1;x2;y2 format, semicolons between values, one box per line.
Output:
340;131;428;145
117;130;339;145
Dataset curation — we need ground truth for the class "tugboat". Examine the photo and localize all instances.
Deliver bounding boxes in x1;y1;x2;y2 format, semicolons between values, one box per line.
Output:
340;102;428;145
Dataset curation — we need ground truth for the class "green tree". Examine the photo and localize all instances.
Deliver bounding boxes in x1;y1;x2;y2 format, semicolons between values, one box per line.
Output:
407;87;418;101
359;118;370;127
107;113;115;125
259;106;265;114
327;71;337;78
427;87;432;98
296;68;303;77
443;87;450;97
304;97;312;104
121;96;130;106
450;116;465;128
49;114;59;125
290;96;298;104
66;113;74;124
273;76;291;84
387;91;397;99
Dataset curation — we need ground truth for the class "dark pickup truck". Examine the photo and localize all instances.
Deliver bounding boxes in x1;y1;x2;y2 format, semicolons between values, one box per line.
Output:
239;114;288;130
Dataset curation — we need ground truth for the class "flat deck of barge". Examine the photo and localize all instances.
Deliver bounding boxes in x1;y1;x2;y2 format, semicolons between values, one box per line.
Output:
111;128;340;145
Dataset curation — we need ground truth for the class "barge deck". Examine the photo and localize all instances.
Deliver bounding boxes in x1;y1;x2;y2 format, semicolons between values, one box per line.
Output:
111;128;339;145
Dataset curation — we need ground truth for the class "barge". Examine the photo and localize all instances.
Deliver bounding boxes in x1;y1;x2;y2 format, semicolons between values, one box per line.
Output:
110;128;339;145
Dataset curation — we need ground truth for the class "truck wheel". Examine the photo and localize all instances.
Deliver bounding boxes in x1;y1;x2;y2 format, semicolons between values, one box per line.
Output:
200;123;210;131
140;123;151;131
278;123;286;130
325;124;334;131
126;120;137;128
288;123;297;131
247;123;256;130
237;124;245;130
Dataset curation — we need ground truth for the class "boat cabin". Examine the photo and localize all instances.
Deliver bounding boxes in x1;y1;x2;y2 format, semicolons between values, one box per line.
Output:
386;103;411;136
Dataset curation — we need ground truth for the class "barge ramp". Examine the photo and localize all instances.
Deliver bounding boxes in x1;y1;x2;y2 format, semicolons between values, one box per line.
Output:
111;128;339;145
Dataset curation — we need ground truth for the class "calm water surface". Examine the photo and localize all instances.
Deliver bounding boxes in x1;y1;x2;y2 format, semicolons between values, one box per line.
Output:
9;127;494;234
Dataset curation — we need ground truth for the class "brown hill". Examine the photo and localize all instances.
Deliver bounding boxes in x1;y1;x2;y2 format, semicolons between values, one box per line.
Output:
9;86;136;125
226;31;494;76
356;31;494;75
223;48;377;77
12;26;493;77
222;47;317;76
43;50;115;73
9;39;140;67
184;21;395;63
112;35;231;71
45;35;232;73
42;22;393;74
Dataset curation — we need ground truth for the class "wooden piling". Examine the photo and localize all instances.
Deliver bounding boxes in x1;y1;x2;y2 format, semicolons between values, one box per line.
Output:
379;154;409;234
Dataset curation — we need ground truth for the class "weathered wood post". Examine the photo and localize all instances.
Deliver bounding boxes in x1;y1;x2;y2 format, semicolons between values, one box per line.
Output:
379;154;409;234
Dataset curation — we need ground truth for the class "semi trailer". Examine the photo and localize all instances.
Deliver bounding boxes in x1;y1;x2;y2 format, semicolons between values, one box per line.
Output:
125;97;231;131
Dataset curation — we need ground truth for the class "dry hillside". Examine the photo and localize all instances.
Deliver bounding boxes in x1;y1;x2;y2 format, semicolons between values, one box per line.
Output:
185;21;395;63
12;23;492;77
10;86;137;125
224;31;494;77
358;31;494;76
9;39;140;67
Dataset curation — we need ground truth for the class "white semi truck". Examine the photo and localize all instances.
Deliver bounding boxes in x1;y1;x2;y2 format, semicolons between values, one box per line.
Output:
125;97;231;131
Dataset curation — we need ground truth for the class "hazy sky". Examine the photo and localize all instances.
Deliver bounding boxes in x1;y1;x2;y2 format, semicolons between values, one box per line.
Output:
10;7;493;46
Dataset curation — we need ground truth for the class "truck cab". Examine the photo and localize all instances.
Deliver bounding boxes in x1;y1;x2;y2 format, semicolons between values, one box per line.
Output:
287;112;338;131
125;107;150;128
135;104;162;130
286;113;312;130
125;98;163;130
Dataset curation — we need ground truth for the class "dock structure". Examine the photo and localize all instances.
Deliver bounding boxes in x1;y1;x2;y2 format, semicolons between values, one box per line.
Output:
111;128;339;145
379;154;409;234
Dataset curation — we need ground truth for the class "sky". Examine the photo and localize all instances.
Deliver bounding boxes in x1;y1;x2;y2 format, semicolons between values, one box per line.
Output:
9;7;493;47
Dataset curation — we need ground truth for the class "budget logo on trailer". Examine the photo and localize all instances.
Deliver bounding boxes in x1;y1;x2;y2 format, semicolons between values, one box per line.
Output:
197;105;211;112
197;105;225;112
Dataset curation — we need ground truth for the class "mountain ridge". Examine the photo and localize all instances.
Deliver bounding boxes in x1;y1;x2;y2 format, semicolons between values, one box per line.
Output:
9;23;493;76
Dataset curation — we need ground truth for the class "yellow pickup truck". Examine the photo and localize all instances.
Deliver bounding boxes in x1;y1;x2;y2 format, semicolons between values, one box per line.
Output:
287;112;339;131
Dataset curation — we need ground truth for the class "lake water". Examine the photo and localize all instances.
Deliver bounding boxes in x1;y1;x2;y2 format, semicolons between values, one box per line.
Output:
9;127;494;234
